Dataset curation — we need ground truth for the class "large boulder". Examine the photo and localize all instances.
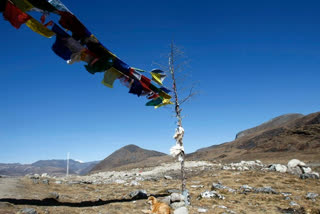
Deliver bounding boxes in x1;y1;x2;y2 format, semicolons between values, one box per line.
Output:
288;159;306;169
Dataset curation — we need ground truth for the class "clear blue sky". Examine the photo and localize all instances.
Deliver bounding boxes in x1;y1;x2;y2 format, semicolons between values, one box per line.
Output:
1;0;319;163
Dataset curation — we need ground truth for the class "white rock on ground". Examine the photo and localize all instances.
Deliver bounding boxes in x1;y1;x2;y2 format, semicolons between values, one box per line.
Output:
275;164;287;173
288;159;306;168
174;207;188;214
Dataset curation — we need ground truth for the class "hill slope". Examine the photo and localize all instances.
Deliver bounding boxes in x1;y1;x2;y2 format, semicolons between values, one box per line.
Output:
0;160;99;176
188;112;320;163
235;113;304;139
90;144;167;172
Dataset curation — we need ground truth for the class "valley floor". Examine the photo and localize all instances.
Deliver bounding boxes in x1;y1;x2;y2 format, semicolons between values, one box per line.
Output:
0;161;319;214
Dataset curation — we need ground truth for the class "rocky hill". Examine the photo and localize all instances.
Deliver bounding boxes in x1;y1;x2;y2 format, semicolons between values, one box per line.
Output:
0;159;99;176
90;144;167;173
188;112;320;164
235;113;304;139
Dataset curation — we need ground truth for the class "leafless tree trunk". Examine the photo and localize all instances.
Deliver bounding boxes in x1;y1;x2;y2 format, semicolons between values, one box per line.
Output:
167;42;197;201
169;42;186;193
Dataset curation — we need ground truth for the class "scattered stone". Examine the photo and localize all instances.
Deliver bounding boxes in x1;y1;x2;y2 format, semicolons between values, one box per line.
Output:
0;202;14;208
197;208;207;213
288;159;306;168
191;185;204;188
300;172;319;179
161;196;171;205
212;182;236;193
42;179;49;185
306;192;319;200
41;173;48;177
48;192;59;200
130;180;140;186
199;190;225;200
302;167;312;173
170;193;185;203
239;185;253;193
289;201;299;207
171;201;185;209
19;208;38;214
281;192;292;197
254;186;278;194
218;205;227;209
287;159;306;175
67;181;81;185
174;207;188;214
32;179;39;184
54;180;62;184
275;164;287;173
164;175;173;180
114;179;126;184
167;189;180;194
129;190;147;200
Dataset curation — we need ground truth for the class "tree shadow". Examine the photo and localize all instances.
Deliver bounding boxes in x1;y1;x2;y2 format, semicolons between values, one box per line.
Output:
0;193;169;207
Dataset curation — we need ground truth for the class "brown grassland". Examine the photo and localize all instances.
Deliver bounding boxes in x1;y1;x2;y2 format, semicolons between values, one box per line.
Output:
0;166;319;214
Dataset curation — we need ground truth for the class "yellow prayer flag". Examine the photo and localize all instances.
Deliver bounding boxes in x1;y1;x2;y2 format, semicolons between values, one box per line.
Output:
155;98;174;109
26;18;55;38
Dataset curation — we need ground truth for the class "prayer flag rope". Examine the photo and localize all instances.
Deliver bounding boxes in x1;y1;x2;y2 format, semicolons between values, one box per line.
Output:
1;0;172;108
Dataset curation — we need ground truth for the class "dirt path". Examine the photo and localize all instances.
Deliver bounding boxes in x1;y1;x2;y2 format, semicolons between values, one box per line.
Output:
0;177;24;198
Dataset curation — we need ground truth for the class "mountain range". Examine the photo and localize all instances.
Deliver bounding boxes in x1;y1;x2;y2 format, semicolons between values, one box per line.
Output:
0;159;99;176
1;111;319;175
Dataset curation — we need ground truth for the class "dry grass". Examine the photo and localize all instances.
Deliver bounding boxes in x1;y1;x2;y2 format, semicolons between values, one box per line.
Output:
0;168;319;214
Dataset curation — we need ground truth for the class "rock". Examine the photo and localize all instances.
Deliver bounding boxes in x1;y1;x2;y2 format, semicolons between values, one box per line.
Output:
212;182;236;193
199;191;225;200
32;179;39;184
130;180;140;186
288;167;303;175
41;173;48;177
114;179;126;184
288;159;306;168
55;180;62;184
161;196;171;205
197;208;207;213
222;166;231;170
306;192;319;200
170;193;185;203
174;207;188;214
167;189;180;194
129;190;147;200
33;174;40;179
239;185;253;193
191;185;204;188
302;167;312;173
42;179;49;185
256;160;262;164
171;201;186;209
268;164;287;173
19;208;38;214
281;192;292;197
289;201;299;207
275;164;287;173
300;173;320;179
48;192;59;199
164;175;173;180
67;181;81;185
0;202;14;208
254;186;278;194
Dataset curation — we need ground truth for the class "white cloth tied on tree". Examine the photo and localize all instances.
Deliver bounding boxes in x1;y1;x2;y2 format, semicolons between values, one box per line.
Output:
173;126;184;141
170;126;185;161
170;144;184;159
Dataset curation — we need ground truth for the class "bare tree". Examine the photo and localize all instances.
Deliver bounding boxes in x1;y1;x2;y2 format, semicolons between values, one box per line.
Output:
156;41;198;203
